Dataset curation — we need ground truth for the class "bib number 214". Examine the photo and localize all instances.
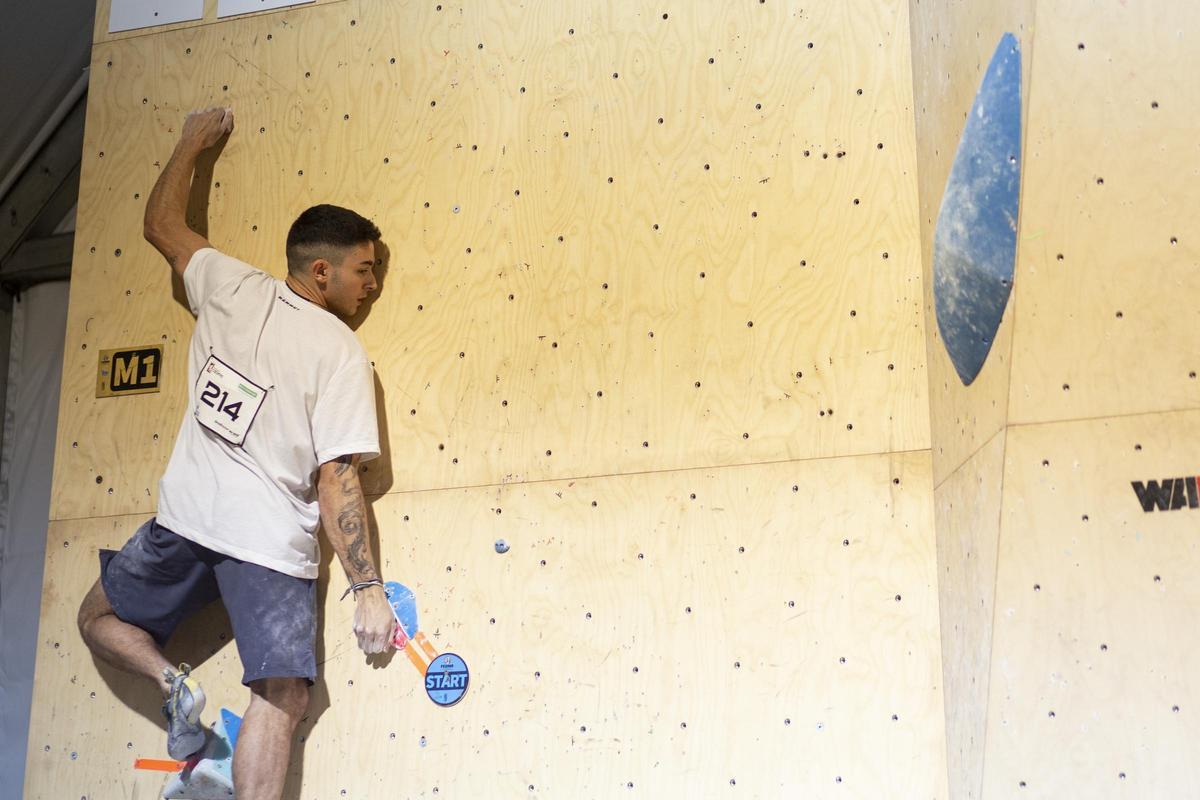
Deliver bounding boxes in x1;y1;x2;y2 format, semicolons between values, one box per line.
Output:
200;382;243;422
194;354;267;446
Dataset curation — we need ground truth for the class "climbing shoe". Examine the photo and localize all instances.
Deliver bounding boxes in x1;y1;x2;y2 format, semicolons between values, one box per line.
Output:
162;663;206;760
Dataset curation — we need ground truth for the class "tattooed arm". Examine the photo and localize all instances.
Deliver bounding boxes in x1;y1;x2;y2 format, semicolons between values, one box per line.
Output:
317;454;396;654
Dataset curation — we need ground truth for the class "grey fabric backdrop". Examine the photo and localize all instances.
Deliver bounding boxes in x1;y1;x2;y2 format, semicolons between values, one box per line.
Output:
0;281;69;789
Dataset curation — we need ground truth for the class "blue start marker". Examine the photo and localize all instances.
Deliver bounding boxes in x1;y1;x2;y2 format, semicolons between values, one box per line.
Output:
425;652;470;707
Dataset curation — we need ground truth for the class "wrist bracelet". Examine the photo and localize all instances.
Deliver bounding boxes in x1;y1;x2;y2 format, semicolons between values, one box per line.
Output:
340;579;384;601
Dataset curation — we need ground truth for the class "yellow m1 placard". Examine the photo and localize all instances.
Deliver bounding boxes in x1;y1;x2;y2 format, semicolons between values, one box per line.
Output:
96;345;163;398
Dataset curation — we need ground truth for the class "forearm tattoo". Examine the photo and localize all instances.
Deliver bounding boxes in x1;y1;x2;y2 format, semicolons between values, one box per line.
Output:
325;456;378;583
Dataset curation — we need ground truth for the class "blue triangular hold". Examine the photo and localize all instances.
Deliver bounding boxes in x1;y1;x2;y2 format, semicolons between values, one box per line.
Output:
162;708;240;799
385;581;420;638
221;708;241;752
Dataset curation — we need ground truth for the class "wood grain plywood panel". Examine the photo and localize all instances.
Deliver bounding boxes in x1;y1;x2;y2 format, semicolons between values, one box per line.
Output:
984;412;1200;797
1008;1;1200;426
907;0;1034;487
934;428;1006;800
53;2;364;520
54;0;928;520
28;451;947;797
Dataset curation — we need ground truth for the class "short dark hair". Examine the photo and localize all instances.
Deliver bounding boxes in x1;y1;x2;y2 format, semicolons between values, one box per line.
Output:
285;204;381;275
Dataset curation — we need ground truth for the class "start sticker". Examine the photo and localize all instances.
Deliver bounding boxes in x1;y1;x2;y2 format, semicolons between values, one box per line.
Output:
425;653;469;707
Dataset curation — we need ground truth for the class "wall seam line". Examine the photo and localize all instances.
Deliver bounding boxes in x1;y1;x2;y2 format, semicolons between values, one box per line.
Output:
47;445;938;523
981;9;1043;797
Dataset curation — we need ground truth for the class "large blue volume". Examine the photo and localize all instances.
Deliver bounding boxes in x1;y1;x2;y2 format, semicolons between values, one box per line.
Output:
933;33;1022;385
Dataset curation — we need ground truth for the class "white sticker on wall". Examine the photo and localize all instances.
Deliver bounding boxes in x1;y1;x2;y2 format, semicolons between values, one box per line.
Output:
217;0;316;18
108;0;204;33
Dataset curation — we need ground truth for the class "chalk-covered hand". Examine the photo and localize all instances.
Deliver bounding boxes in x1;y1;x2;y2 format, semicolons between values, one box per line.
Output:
179;107;234;152
353;585;398;655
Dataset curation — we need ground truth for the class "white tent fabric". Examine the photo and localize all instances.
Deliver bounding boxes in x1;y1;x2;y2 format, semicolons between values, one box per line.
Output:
0;281;69;788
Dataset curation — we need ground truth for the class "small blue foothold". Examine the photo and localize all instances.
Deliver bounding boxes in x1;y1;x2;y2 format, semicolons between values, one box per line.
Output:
221;708;241;751
495;539;509;554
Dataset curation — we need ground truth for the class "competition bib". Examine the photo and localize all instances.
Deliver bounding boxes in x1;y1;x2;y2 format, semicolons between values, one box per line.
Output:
194;354;267;446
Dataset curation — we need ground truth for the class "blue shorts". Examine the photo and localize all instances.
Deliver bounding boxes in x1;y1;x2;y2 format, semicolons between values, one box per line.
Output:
99;518;317;685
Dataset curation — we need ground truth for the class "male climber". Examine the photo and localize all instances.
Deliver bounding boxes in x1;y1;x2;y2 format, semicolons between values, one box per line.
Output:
75;107;398;800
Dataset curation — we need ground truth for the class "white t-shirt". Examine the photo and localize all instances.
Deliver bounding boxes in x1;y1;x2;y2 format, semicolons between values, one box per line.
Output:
157;248;380;579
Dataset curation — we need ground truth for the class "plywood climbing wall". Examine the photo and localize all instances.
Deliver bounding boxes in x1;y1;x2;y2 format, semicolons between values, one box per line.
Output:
910;0;1200;797
908;1;1034;487
1007;2;1200;425
985;0;1200;795
28;0;949;797
51;0;932;521
986;414;1200;796
907;3;1034;798
932;429;1005;800
30;455;946;797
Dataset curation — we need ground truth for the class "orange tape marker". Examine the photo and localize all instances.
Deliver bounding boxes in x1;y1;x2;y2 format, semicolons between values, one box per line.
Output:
415;631;438;661
134;758;186;772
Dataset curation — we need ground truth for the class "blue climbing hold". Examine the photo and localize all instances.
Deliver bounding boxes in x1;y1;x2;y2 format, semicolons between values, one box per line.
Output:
933;32;1022;385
